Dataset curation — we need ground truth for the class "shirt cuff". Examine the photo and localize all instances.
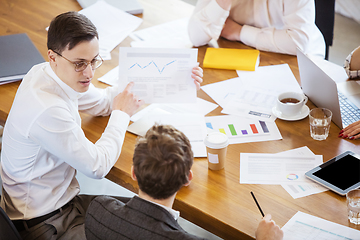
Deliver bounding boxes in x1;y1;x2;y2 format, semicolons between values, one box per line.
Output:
240;25;261;48
204;0;229;22
108;110;130;129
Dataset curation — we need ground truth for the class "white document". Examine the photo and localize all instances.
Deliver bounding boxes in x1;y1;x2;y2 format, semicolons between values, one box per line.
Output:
201;64;302;121
282;211;360;240
118;47;198;103
205;115;282;144
239;152;323;185
98;66;119;86
282;182;327;199
130;18;192;49
79;1;142;57
127;113;207;157
277;147;328;198
130;98;218;122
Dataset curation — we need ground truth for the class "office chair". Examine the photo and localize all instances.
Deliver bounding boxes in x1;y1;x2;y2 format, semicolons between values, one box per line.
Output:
314;0;336;60
0;206;22;240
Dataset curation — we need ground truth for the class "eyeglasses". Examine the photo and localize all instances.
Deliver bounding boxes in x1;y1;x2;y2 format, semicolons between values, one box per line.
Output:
52;50;103;72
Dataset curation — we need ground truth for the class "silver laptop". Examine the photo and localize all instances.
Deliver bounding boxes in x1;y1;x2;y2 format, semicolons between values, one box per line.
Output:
77;0;143;15
297;48;360;128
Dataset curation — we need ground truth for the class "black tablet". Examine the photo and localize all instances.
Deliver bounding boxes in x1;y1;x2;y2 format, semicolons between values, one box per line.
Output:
305;151;360;196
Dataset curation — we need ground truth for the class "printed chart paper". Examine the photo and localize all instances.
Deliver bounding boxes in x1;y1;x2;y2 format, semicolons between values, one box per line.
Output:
204;115;282;144
282;211;360;239
277;147;328;199
239;153;323;185
119;47;198;103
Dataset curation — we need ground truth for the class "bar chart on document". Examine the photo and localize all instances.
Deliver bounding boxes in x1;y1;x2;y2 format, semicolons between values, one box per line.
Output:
205;115;271;140
118;47;198;103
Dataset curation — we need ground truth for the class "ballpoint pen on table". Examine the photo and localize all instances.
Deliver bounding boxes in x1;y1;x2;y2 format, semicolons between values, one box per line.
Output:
251;191;265;217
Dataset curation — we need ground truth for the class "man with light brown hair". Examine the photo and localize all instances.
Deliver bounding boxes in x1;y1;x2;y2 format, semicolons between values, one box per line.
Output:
85;125;283;240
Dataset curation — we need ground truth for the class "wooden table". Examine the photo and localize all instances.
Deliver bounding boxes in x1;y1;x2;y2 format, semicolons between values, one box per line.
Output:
1;0;359;239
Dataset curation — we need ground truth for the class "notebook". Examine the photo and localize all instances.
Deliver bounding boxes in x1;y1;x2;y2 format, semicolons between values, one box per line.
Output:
77;0;143;15
203;48;260;71
0;33;45;84
297;48;360;128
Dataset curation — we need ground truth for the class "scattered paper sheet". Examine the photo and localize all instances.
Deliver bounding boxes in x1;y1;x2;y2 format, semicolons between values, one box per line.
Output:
79;1;142;57
201;64;302;121
127;113;207;157
278;147;328;198
98;66;119;86
130;98;218;122
240;152;323;185
282;211;360;240
118;47;198;103
130;18;193;48
205;115;282;144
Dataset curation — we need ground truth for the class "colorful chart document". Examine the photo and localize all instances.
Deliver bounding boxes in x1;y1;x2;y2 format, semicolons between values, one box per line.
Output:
119;47;198;103
282;211;360;239
204;115;282;144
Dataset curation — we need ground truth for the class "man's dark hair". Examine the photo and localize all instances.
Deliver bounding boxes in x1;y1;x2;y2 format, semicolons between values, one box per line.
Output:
133;124;194;200
47;11;98;53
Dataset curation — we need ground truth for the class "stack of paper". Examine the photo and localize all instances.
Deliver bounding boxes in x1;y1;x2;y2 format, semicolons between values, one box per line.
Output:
201;64;303;121
203;48;260;71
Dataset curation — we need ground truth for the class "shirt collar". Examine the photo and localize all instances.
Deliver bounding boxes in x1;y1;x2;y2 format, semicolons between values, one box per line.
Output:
44;63;85;100
142;198;180;220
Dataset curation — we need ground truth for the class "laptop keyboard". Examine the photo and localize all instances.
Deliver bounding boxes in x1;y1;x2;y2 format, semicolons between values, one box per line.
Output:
338;92;360;126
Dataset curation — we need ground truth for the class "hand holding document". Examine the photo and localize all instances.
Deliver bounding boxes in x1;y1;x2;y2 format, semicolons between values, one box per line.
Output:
118;47;198;103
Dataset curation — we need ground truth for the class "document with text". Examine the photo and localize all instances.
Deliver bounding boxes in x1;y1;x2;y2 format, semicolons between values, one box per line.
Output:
119;47;198;103
282;211;360;239
240;152;323;185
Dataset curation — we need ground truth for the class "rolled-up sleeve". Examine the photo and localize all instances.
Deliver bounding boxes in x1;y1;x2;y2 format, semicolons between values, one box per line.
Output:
240;0;320;56
188;0;229;46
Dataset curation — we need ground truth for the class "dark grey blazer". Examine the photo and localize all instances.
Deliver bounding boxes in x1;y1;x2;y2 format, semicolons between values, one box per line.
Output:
85;195;207;240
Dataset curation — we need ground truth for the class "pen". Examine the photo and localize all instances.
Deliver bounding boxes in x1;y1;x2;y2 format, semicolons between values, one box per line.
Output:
251;191;265;217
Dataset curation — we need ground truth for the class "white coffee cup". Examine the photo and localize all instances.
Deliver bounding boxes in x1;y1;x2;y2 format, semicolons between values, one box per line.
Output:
276;92;308;117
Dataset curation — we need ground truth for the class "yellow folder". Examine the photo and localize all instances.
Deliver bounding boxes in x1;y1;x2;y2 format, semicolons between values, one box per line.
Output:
203;48;260;71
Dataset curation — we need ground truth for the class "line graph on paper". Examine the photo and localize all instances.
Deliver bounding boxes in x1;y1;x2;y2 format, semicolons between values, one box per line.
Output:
128;60;177;74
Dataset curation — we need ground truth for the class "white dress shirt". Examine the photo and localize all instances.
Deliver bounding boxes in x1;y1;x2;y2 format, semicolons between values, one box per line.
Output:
0;62;130;220
188;0;326;58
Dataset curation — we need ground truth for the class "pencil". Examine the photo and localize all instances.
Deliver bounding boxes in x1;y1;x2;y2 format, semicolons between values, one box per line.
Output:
251;191;265;217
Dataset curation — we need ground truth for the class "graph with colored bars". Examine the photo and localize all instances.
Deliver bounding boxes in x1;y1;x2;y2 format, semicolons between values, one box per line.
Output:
206;119;270;138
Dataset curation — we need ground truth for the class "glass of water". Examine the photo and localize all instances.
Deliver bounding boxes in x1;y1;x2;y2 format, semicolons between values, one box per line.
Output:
309;108;332;140
346;189;360;225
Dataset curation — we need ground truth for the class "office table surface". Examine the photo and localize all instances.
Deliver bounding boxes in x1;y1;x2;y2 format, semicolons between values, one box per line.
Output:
1;0;360;239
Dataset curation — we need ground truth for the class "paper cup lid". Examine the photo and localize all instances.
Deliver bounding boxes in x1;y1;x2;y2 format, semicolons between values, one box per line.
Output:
204;132;229;149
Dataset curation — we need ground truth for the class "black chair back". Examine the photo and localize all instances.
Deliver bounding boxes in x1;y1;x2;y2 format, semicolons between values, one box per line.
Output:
314;0;336;60
0;206;22;240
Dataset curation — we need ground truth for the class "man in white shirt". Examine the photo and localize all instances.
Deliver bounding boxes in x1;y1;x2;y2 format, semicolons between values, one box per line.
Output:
188;0;326;58
85;124;284;240
0;12;203;240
